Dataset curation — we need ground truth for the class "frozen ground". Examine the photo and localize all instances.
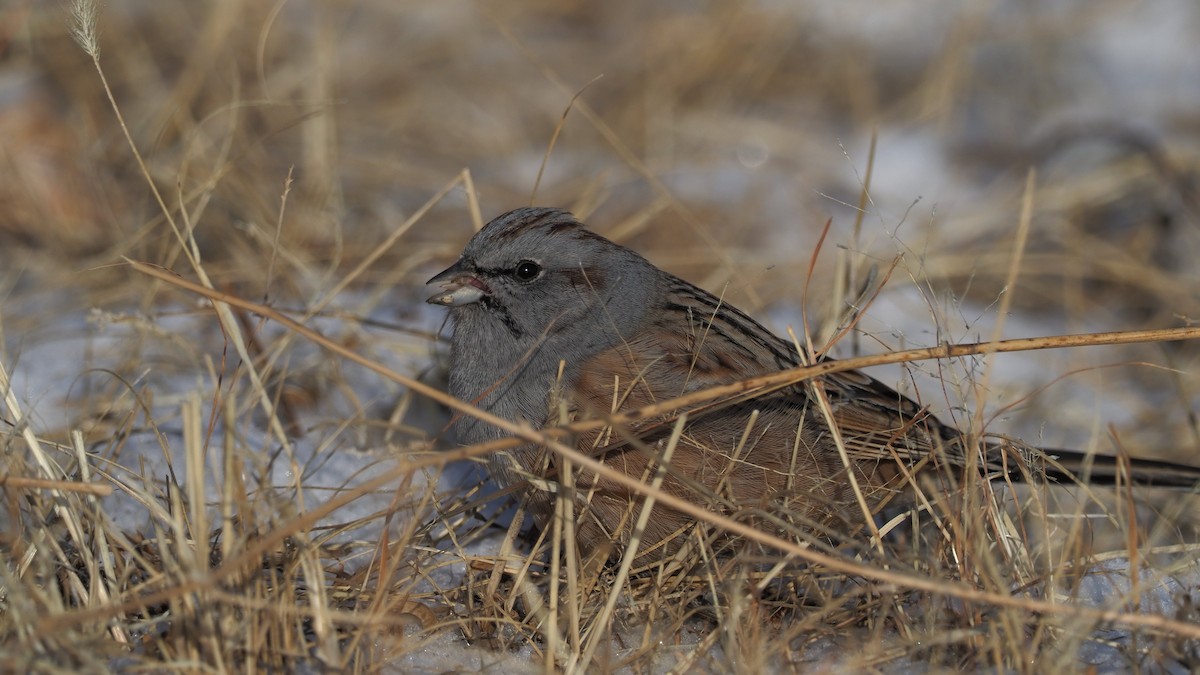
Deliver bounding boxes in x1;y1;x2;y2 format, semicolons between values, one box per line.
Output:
2;0;1199;671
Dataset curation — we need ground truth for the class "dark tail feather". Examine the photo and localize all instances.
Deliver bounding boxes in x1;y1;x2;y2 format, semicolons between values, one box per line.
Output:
984;441;1200;489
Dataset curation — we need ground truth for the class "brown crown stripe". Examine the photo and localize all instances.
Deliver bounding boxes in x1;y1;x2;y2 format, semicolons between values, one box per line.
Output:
491;207;579;240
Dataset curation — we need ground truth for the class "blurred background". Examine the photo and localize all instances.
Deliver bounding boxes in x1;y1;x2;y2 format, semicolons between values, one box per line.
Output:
2;0;1199;669
5;0;1197;452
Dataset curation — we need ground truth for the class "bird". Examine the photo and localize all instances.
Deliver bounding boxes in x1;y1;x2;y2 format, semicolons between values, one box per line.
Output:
427;206;1200;564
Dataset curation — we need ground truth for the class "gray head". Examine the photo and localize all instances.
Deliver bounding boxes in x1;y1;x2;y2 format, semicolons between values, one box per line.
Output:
427;207;660;358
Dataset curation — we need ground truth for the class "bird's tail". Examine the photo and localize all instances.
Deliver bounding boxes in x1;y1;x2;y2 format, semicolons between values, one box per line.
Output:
979;437;1200;489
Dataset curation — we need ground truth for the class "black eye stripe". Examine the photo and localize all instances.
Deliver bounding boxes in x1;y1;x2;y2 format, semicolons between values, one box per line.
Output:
474;262;544;281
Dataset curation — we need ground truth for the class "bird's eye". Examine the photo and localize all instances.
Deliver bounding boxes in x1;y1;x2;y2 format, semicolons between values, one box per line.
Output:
513;260;542;282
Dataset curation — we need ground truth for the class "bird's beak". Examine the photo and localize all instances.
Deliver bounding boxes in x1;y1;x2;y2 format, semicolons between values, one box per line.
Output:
426;259;488;306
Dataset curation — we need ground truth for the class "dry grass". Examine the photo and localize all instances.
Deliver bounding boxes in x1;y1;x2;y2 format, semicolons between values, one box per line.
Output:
2;0;1199;672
